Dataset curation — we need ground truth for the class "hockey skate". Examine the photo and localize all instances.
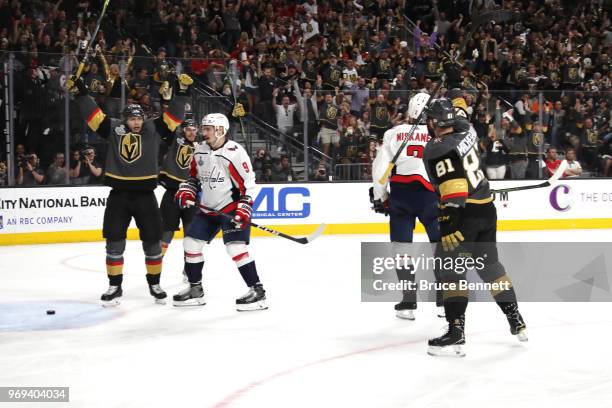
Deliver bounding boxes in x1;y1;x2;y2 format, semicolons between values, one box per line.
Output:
427;317;466;357
173;283;206;307
149;284;167;305
394;302;415;320
506;308;528;342
236;284;267;311
101;285;122;307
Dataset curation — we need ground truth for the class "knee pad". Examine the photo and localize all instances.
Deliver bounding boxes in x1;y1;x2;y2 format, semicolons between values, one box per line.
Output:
184;236;206;263
226;241;253;267
477;261;506;283
106;239;126;258
161;231;175;245
142;240;162;258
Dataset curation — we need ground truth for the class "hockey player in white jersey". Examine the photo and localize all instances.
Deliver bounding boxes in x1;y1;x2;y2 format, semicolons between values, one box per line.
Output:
173;113;267;311
370;92;442;320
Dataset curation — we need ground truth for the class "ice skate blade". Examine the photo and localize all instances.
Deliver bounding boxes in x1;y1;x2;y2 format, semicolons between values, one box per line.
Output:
395;309;415;320
173;297;207;307
236;299;268;312
427;345;466;357
101;298;121;308
515;330;528;342
154;298;167;305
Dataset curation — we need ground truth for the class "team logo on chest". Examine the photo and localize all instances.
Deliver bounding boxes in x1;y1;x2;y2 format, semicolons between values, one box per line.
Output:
176;145;194;169
326;105;337;119
119;133;142;163
532;132;543;147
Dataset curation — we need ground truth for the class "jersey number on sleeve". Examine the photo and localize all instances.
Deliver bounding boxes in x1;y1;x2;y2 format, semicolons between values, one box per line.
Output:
242;162;250;173
463;147;485;188
406;145;424;158
435;158;455;177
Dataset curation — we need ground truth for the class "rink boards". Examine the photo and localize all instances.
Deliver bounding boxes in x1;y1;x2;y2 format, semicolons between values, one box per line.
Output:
0;179;611;245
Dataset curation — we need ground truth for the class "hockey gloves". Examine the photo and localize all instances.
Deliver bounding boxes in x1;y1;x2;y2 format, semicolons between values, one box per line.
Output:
233;195;253;229
160;74;194;101
175;179;199;209
232;102;246;118
67;75;88;96
438;204;464;252
159;81;173;101
369;187;389;216
176;73;194;96
442;57;463;90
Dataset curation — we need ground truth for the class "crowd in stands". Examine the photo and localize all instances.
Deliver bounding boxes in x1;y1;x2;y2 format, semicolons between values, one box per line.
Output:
0;0;610;185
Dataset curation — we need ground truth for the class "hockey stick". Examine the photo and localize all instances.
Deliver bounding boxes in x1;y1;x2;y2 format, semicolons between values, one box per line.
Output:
402;14;514;109
457;10;515;59
377;78;445;185
491;160;568;194
74;0;111;80
186;200;326;244
225;63;249;147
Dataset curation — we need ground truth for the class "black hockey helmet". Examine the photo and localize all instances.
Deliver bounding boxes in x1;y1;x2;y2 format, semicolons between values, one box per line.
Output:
426;98;456;128
123;104;145;119
158;60;170;72
182;118;197;130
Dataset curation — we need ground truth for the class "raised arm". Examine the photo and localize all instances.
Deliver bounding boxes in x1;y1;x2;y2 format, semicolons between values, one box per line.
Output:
68;77;112;139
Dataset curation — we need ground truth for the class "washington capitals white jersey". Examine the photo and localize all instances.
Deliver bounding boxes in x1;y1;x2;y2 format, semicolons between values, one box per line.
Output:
190;140;257;213
372;123;434;201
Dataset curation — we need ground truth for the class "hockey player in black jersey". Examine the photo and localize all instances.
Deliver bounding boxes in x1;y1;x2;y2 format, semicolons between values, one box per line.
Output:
159;119;198;262
68;73;192;307
423;99;527;357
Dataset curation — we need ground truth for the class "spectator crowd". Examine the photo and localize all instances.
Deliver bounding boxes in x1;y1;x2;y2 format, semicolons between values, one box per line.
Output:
0;0;610;185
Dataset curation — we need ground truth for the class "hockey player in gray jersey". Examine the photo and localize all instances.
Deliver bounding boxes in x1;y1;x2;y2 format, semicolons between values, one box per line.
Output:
159;119;198;260
423;99;527;357
68;73;192;306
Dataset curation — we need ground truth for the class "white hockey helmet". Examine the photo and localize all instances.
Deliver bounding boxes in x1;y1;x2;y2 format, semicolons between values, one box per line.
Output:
407;92;431;121
201;113;230;136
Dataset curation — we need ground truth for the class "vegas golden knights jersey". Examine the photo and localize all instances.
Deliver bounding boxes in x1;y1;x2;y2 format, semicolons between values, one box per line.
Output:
423;124;493;207
76;94;188;191
159;136;196;190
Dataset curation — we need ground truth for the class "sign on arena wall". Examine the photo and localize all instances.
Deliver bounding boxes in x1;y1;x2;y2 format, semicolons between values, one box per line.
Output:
0;180;611;240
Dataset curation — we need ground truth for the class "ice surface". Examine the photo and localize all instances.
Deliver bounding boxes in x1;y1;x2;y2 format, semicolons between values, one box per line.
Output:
1;230;611;407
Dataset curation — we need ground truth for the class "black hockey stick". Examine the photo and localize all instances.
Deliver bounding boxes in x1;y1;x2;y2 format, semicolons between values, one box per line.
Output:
457;10;515;59
402;13;514;109
491;160;568;194
225;63;249;147
186;200;326;244
74;0;111;80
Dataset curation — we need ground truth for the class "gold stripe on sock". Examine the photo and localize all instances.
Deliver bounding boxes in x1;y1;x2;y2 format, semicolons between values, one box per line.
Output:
145;260;162;275
443;287;469;300
490;274;513;298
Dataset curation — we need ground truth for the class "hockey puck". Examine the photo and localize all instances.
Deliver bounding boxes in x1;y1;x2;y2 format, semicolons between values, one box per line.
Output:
46;310;55;315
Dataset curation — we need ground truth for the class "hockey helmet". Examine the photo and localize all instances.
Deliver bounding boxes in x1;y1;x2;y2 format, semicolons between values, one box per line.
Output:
201;113;230;136
426;99;456;128
182;118;197;130
407;92;430;121
158;60;170;72
123;104;145;119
